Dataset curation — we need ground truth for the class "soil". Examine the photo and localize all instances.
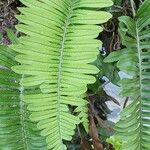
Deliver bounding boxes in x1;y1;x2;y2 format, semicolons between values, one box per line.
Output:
0;0;20;44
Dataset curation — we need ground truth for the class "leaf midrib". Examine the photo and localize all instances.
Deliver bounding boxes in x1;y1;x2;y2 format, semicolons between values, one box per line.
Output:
136;22;142;149
19;74;28;150
57;1;74;148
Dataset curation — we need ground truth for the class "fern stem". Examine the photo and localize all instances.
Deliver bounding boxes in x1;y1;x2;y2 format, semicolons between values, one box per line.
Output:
19;75;28;150
135;23;142;150
57;1;74;148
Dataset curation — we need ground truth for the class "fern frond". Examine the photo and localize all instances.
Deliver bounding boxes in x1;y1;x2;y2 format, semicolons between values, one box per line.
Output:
104;0;150;149
11;0;113;149
0;38;47;149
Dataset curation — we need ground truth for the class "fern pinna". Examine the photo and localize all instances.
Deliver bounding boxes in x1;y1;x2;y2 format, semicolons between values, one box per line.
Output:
104;0;150;149
8;0;113;149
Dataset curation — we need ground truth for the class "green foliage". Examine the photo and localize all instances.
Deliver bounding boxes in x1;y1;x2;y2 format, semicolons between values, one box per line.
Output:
89;54;120;92
2;0;150;150
6;29;19;44
107;136;124;150
104;0;150;149
0;31;47;149
99;121;115;140
7;0;113;149
113;0;122;5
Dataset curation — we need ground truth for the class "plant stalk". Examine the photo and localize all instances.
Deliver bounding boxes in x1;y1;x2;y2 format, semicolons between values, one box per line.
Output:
130;0;136;17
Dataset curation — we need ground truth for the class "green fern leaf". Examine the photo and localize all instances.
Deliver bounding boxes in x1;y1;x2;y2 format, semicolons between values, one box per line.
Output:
6;29;19;44
104;0;150;149
0;36;47;149
11;0;113;149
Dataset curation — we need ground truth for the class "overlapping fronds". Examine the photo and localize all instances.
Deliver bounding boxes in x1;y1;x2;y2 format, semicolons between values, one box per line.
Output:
104;0;150;149
0;33;47;149
11;0;113;149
